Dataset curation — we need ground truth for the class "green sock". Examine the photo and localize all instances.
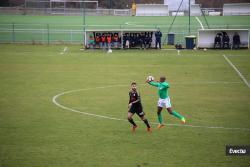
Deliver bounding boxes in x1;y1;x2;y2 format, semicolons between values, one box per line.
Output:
157;113;163;124
172;111;184;120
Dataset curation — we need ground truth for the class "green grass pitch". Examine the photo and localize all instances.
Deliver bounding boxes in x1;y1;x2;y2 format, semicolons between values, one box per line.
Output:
0;44;250;167
0;14;250;166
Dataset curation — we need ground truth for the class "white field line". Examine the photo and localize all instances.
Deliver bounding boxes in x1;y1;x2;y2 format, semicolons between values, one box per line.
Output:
223;55;250;88
195;17;204;30
52;84;250;131
60;46;68;55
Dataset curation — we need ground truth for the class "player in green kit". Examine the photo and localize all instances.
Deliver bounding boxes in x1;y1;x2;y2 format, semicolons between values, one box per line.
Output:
146;76;186;129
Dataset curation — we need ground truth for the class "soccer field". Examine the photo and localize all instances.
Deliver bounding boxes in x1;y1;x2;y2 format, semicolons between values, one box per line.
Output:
0;44;249;166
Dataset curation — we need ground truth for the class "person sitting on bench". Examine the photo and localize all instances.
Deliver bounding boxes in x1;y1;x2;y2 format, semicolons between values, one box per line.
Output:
214;33;222;49
222;33;230;49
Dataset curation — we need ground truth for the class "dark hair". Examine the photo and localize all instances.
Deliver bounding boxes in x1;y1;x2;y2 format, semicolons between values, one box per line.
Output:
131;82;137;85
160;76;166;81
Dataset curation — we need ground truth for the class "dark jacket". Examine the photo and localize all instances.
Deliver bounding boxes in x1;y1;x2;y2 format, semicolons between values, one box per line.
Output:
155;31;162;40
233;34;240;45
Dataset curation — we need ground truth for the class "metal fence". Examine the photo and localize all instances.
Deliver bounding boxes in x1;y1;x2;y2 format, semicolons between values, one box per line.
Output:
0;23;199;45
0;23;83;44
0;22;249;45
0;7;132;16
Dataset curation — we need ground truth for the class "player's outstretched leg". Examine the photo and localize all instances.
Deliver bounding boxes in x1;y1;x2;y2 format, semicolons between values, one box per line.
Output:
167;107;186;124
140;115;152;132
157;107;165;129
128;112;137;132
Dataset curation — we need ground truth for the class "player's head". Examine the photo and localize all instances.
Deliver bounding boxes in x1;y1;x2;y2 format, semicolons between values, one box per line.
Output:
160;76;166;82
131;82;137;91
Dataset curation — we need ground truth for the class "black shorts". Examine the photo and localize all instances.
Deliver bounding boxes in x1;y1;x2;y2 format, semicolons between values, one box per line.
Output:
128;105;145;118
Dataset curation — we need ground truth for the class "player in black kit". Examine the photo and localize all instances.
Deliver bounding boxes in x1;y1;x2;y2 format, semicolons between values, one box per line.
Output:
128;82;152;132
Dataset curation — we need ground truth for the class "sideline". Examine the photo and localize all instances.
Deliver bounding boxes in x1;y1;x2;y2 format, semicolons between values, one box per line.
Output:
223;55;250;88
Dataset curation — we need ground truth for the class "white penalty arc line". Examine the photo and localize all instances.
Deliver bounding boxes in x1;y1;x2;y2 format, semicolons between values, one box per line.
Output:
195;17;204;30
52;85;128;121
223;55;250;88
52;84;250;131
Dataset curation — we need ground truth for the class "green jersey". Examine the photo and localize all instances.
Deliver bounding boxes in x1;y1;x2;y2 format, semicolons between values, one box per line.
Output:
149;81;169;99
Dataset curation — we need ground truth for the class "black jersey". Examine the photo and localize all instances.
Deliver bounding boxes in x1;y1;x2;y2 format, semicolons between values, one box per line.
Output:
129;90;142;107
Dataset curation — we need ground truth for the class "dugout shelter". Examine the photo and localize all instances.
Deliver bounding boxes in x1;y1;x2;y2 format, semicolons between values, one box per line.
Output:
84;29;158;49
197;29;249;49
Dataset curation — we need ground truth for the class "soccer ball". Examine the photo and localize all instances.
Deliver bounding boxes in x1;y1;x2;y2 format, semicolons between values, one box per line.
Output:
107;49;112;53
147;76;154;82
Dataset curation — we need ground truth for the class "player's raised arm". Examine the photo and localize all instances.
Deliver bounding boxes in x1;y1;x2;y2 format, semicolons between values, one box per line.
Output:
148;81;159;87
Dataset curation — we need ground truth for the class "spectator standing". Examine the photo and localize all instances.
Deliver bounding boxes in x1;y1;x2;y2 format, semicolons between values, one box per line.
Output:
233;32;241;49
155;29;162;49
